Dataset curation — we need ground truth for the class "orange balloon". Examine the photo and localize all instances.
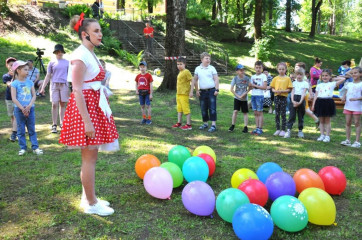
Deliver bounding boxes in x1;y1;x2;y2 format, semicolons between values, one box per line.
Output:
135;154;161;179
293;168;325;193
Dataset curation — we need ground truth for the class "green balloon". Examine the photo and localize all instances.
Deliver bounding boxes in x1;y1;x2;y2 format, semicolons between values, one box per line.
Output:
168;145;191;169
271;196;308;232
216;188;250;223
160;162;184;188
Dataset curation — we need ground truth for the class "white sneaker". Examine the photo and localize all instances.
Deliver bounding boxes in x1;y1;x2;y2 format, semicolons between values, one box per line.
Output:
80;198;110;208
298;131;304;138
340;139;351;146
286;111;290;115
33;148;43;155
317;135;325;141
279;130;286;137
351;141;361;148
323;136;330;142
83;201;114;216
273;130;281;136
19;149;26;156
284;130;291;138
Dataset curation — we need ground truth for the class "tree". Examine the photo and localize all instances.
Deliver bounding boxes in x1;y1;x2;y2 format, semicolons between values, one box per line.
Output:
0;0;8;13
309;0;323;37
286;0;291;32
159;0;188;91
254;0;262;39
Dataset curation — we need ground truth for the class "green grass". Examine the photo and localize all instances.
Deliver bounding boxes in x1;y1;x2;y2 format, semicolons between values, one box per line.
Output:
1;30;362;239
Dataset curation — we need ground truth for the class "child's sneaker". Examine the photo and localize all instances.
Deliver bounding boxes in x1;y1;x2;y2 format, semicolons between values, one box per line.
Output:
317;135;325;141
297;131;304;138
273;130;281;136
242;126;248;133
172;123;182;128
140;118;147;124
10;131;17;142
181;124;192;130
323;136;330;142
33;148;43;155
228;125;235;132
340;139;351;146
19;149;26;156
83;201;114;216
251;129;258;135
51;124;57;133
199;123;208;130
146;119;152;125
284;130;291;138
208;125;217;132
256;128;263;136
351;141;361;148
279;130;286;137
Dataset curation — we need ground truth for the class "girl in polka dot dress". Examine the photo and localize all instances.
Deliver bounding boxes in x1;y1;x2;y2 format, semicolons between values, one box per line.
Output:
60;13;118;216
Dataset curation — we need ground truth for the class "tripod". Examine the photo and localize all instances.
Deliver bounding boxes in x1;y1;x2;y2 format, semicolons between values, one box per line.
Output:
29;54;47;80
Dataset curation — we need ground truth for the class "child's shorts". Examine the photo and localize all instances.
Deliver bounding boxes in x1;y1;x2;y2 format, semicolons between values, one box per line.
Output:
5;100;14;117
234;98;248;113
343;109;362;115
139;94;151;106
50;82;69;103
177;94;190;115
251;95;264;112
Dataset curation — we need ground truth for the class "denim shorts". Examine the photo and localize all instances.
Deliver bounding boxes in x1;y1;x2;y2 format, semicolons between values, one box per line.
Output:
139;94;151;106
251;95;264;112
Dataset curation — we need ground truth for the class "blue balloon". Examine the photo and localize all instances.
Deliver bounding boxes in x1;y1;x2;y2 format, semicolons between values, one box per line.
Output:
265;172;296;201
257;162;283;183
182;156;209;182
232;203;274;240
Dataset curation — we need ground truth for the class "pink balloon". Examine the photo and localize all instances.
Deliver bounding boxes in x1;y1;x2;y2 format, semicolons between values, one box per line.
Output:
144;167;173;199
318;166;347;195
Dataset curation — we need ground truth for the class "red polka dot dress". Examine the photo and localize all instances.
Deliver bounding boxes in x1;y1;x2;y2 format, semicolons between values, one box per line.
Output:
59;66;119;149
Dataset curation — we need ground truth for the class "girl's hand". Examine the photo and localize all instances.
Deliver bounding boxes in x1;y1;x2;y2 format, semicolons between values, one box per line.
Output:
149;94;153;100
196;91;200;97
349;98;357;101
341;96;346;102
84;121;95;138
311;105;315;112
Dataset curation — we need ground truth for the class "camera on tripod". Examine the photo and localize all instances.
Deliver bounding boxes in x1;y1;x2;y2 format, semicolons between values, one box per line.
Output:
36;48;45;57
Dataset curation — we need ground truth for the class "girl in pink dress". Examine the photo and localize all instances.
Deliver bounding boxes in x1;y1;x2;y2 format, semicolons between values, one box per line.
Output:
60;13;119;216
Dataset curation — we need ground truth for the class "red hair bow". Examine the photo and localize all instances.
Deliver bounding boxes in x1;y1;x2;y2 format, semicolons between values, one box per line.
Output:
73;12;85;32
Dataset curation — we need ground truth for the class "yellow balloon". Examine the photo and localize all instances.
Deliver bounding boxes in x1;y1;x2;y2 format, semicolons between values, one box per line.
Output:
298;188;336;226
193;146;216;163
231;168;258;188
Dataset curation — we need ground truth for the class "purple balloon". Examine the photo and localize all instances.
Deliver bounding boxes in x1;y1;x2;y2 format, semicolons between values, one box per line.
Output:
265;172;296;201
182;181;215;216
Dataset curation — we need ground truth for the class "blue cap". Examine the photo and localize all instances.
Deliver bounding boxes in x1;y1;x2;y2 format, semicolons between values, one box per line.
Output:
235;64;244;70
139;61;147;66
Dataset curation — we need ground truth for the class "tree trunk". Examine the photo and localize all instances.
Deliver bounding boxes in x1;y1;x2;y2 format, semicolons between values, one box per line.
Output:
309;0;323;38
148;0;153;13
317;9;322;33
286;0;291;32
254;0;262;40
217;0;222;21
236;0;241;23
224;0;229;23
268;0;273;26
212;2;217;20
159;0;188;91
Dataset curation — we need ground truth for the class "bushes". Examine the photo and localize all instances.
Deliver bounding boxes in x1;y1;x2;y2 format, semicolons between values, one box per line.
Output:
249;37;275;62
62;4;91;18
114;49;144;68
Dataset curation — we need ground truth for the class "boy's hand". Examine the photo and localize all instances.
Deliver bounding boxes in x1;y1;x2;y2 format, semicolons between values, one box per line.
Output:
189;92;193;98
196;91;200;97
136;90;139;95
149;94;153;100
214;91;218;96
341;96;346;102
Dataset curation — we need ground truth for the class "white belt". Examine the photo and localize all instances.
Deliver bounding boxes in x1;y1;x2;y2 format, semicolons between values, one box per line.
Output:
83;81;113;120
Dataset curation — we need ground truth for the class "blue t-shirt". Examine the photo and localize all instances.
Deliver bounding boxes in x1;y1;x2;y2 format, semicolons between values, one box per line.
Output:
2;73;12;100
11;79;34;108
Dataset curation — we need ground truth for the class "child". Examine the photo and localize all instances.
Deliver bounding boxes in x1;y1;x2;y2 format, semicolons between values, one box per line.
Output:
263;68;273;114
3;57;17;142
249;61;267;135
172;57;193;130
99;59;112;88
284;68;309;138
340;67;362;148
310;57;323;92
229;64;250;133
311;69;346;142
270;62;293;137
135;61;153;125
10;60;43;156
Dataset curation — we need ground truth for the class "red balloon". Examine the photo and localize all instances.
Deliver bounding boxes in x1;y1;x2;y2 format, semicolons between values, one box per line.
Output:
318;166;347;195
293;168;325;193
238;179;268;206
198;153;216;177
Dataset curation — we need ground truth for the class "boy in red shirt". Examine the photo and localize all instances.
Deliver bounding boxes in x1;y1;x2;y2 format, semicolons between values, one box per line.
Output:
135;61;153;124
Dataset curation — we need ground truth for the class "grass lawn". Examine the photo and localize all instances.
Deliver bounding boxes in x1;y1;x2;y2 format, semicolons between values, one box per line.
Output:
1;31;361;240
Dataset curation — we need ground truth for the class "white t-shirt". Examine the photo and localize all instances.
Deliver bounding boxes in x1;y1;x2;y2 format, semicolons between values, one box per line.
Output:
293;80;309;95
344;82;362;112
250;73;267;96
316;82;336;98
194;64;218;89
67;45;101;83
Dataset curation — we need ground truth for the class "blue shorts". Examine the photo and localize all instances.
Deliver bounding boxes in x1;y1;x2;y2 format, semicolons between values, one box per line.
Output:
251;95;264;112
139;94;151;106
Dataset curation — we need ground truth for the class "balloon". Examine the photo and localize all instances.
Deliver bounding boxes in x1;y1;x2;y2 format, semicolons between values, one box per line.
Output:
231;168;258;188
160;162;183;188
257;162;283;183
265;172;296;201
198;153;216;177
168;145;191;169
238;179;268;206
143;167;173;199
182;181;215;216
182;156;209;182
232;203;274;240
298;188;336;225
216;188;250;223
193;146;217;163
135;154;161;179
271;196;308;232
293;168;325;193
318;166;347;195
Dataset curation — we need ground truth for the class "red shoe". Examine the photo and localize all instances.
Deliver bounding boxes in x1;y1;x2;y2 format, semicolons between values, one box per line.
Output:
172;123;182;128
181;124;192;130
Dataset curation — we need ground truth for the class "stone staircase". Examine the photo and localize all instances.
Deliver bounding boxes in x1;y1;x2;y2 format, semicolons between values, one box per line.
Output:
107;19;228;75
